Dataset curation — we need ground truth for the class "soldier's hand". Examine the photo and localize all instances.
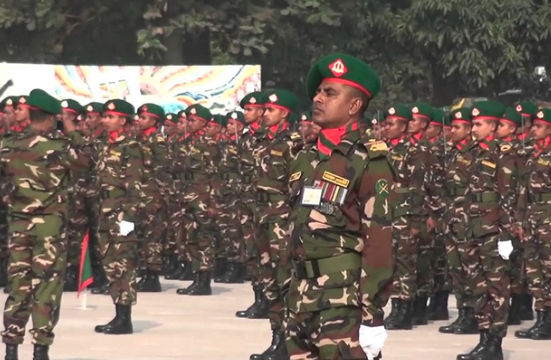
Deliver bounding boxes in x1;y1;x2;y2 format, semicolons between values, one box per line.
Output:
426;217;436;232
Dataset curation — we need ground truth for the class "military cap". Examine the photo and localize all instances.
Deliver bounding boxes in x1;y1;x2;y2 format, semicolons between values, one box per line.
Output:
515;101;538;119
0;96;18;111
471;100;505;121
305;53;380;100
103;99;135;117
384;104;412;122
165;113;179;124
209;114;223;126
501;107;522;127
177;109;186;118
130;114;139;124
60;99;85;115
17;96;29;106
137;103;165;120
265;89;299;113
185;104;212;123
431;108;446;126
534;109;551;125
300;110;312;122
240;91;266;108
27;89;62;115
227;110;245;124
450;107;473;124
411;102;434;120
85;102;103;115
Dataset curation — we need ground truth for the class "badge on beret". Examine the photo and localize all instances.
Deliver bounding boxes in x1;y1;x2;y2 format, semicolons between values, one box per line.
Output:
231;112;238;119
142;105;148;112
167;115;172;120
328;59;347;77
375;179;389;197
455;112;462;119
301;114;307;121
372;119;378;124
87;105;93;112
249;97;257;104
472;108;480;116
269;94;278;102
6;99;12;106
61;101;68;108
388;107;396;115
190;108;197;114
412;106;419;114
19;97;26;104
516;104;522;112
107;102;115;110
537;111;544;118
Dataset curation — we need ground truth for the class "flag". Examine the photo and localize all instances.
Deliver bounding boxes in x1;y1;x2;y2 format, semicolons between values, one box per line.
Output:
77;231;93;297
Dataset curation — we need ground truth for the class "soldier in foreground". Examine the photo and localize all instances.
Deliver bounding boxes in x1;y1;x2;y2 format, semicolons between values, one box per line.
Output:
1;89;88;360
284;53;395;360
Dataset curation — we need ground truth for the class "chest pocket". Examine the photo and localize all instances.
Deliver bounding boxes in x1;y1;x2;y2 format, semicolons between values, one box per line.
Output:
531;157;551;186
186;145;204;170
477;159;497;189
264;148;287;181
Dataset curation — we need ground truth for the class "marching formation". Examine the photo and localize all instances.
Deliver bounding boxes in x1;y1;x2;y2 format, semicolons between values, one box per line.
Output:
0;51;548;360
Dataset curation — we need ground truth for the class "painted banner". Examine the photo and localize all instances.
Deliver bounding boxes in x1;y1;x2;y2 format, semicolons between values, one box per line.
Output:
0;64;261;113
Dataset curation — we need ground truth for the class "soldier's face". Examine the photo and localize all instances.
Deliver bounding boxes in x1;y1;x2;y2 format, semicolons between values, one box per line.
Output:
517;116;531;133
2;107;15;125
101;113;126;132
425;124;442;139
137;114;156;131
312;82;363;129
85;113;101;130
164;121;177;136
298;122;311;136
450;122;471;143
407;116;427;134
61;109;78;124
263;105;287;127
177;117;187;134
530;121;551;140
15;104;29;123
496;120;517;139
187;116;206;132
383;117;407;140
471;119;496;141
205;122;221;137
244;106;263;124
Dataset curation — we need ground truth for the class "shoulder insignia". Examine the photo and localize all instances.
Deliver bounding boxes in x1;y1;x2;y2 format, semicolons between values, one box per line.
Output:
271;150;283;157
321;171;350;188
500;144;512;152
156;135;165;142
289;171;302;182
127;140;137;146
375;179;390;197
481;160;496;169
537;158;550;167
290;132;301;140
408;146;417;154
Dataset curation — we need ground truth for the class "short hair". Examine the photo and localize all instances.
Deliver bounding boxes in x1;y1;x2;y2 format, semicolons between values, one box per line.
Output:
348;87;370;117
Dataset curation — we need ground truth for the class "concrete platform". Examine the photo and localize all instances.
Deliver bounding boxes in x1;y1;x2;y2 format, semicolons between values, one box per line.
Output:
0;279;547;359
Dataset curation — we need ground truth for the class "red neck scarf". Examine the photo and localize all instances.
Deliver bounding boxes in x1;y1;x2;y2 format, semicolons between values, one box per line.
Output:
249;121;261;134
518;132;529;141
108;131;120;144
479;134;494;151
534;137;551;157
317;123;358;159
10;120;29;133
389;135;405;147
455;138;469;151
409;132;422;145
267;122;288;140
142;126;156;139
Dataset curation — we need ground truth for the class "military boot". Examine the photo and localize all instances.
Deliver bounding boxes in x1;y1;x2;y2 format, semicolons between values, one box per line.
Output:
386;299;413;330
3;285;10;294
384;298;401;324
4;344;18;360
187;271;212;296
236;285;264;318
220;262;245;284
160;254;176;276
440;307;466;334
457;331;503;360
176;272;199;295
519;293;534;321
91;280;109;295
32;345;50;360
62;267;78;292
428;291;449;321
250;323;285;360
456;330;490;360
213;258;228;282
178;261;195;281
531;309;551;340
247;289;269;319
508;294;522;325
412;296;429;326
137;270;162;292
515;310;546;339
100;304;133;335
453;307;479;334
165;261;185;280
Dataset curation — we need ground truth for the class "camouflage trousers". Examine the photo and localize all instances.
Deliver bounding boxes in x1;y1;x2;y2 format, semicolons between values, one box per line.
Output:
184;195;216;272
2;215;67;346
457;233;510;338
257;221;290;327
98;209;138;306
444;231;475;308
137;200;165;272
416;228;435;298
0;202;8;259
217;194;245;263
238;198;260;284
509;246;525;296
391;216;419;300
164;200;182;256
285;306;367;360
67;204;88;269
525;213;551;310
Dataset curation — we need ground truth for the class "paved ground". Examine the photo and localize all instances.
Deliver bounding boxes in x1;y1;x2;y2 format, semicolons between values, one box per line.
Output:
0;279;547;360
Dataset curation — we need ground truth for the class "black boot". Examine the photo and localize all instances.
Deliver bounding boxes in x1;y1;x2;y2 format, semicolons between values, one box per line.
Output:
213;258;228;281
179;261;195;281
250;323;285;360
176;272;199;295
440;307;467;334
165;261;185;280
412;296;429;326
454;307;479;334
428;291;449;321
32;344;49;360
91;281;109;295
519;293;534;321
137;270;162;292
161;254;178;277
384;298;401;324
5;344;18;360
187;271;212;296
456;330;491;360
96;304;133;335
220;262;245;284
236;285;263;318
3;285;10;294
248;289;269;319
531;310;551;340
386;299;413;330
63;267;78;292
136;270;148;289
508;294;522;325
515;310;546;339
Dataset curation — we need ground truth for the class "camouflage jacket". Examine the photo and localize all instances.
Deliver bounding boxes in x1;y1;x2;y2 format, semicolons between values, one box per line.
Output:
239;125;264;201
139;129;169;201
496;138;520;237
286;130;395;327
426;137;446;220
218;134;241;196
96;132;144;222
166;135;183;198
0;129;88;216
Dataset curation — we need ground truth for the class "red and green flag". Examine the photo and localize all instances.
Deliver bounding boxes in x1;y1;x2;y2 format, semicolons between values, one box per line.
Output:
77;231;93;297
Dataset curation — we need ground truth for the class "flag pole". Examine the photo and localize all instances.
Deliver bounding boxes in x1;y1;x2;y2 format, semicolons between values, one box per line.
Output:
78;288;89;310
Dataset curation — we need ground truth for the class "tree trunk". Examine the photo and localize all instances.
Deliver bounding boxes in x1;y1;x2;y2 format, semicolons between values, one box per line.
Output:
182;30;211;65
164;30;184;65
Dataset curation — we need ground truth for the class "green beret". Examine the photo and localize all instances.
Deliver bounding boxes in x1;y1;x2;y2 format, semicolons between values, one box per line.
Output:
431;108;446;126
227;110;245;124
210;114;224;126
60;99;84;115
305;53;380;100
103;99;135;117
300;110;312;122
411;102;434;120
185;103;212;122
0;96;18;111
84;102;103;115
265;89;299;113
27;89;62;115
177;109;186;118
164;113;179;124
515;101;538;119
384;104;412;121
501;107;522;127
137;103;165;120
535;109;551;125
450;107;473;124
471;100;505;120
240;92;266;109
17;96;29;107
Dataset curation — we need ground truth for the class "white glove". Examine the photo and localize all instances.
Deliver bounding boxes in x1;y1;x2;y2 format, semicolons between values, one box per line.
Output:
498;240;514;260
359;325;387;360
118;220;135;236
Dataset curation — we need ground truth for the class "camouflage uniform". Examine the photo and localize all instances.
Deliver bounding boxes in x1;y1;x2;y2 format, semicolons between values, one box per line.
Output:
164;134;184;262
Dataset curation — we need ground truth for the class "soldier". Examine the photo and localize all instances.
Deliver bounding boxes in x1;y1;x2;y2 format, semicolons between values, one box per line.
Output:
438;108;478;335
84;102;104;137
249;89;303;360
12;96;30;133
1;89;89;360
135;103;168;293
214;111;247;283
284;53;395;360
235;92;270;319
514;108;551;341
175;104;220;296
93;100;143;335
457;101;511;360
